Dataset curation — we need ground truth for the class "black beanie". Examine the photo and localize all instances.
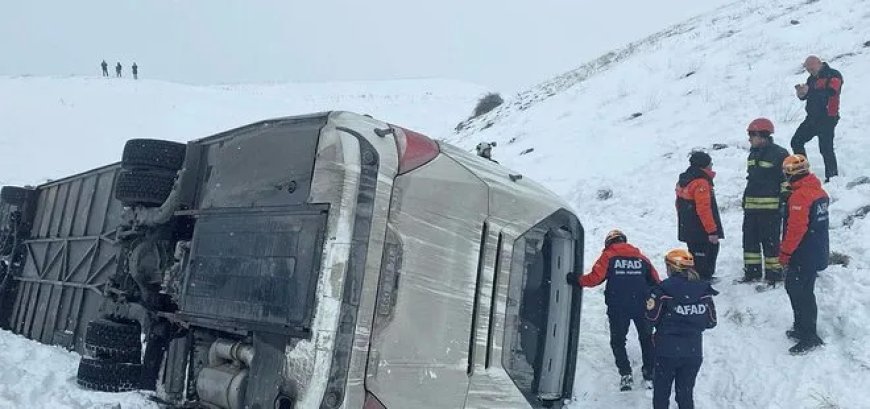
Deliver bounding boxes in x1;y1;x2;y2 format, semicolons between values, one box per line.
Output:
689;151;712;168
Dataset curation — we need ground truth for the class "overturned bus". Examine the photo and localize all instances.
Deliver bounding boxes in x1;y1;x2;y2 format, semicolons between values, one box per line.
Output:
0;111;584;409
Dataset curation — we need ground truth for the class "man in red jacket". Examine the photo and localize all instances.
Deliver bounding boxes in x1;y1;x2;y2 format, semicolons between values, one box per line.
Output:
567;230;661;391
792;56;843;182
780;155;830;354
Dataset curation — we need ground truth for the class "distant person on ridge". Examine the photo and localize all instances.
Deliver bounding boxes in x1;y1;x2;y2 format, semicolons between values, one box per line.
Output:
792;55;843;183
566;230;660;391
647;249;718;409
739;118;789;286
675;151;724;282
115;62;122;78
780;154;829;355
100;60;109;77
132;62;138;80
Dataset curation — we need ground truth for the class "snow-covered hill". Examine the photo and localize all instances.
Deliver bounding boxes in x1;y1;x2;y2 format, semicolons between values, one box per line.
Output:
449;0;870;408
0;76;487;185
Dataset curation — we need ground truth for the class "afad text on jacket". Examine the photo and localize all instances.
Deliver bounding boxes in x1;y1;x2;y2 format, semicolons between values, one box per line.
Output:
579;242;661;315
646;276;718;358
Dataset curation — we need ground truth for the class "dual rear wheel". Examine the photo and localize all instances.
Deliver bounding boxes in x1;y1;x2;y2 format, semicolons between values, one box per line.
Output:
76;318;143;392
115;139;186;207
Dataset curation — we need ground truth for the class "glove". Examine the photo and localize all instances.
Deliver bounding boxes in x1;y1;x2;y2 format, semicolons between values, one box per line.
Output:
565;272;580;286
779;253;791;268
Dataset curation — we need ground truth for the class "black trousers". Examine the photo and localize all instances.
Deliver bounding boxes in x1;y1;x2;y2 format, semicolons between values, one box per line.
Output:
785;265;819;340
791;117;839;179
742;212;783;281
653;356;703;409
687;242;719;280
608;311;654;378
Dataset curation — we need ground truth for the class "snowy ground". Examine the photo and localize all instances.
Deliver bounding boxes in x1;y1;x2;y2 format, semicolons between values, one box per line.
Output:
2;0;870;408
0;329;155;408
0;76;487;186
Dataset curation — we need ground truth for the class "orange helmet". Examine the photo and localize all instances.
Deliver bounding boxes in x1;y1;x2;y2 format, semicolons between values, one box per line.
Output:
783;154;810;176
665;249;695;272
604;229;627;246
747;118;775;134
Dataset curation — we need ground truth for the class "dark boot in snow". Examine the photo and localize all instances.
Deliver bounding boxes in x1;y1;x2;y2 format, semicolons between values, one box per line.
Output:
755;281;779;293
789;336;824;355
736;275;760;284
619;374;633;392
641;369;653;389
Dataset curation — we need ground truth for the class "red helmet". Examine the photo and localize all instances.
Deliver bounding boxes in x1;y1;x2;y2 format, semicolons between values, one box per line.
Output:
747;118;775;134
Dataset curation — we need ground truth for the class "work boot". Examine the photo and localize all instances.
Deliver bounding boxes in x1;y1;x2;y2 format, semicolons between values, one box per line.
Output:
619;374;633;392
642;369;654;390
766;269;784;285
789;336;824;355
736;275;760;284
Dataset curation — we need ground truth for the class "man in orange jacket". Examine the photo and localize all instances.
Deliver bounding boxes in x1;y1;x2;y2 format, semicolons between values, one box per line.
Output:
780;155;830;354
675;151;724;281
567;230;661;391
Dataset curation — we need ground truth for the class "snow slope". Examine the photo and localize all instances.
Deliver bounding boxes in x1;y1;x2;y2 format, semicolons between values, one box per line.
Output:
0;76;487;186
448;0;870;408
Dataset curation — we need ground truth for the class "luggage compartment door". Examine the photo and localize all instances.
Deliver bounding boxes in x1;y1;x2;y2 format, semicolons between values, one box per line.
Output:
178;206;328;335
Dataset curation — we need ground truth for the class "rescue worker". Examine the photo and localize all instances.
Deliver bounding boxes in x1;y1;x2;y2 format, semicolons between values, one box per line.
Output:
740;118;790;285
475;142;497;162
792;56;843;182
566;230;660;391
115;62;122;78
675;151;724;281
646;249;717;409
100;60;109;77
779;154;829;354
132;62;139;80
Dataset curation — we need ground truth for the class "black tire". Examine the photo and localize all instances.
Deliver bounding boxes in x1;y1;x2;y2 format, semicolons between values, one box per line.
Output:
0;186;30;206
86;343;142;364
85;319;141;349
122;139;186;171
84;318;142;363
115;169;177;207
77;357;142;392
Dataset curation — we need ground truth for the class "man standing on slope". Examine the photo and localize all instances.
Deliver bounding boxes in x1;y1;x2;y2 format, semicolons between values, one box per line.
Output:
132;62;139;80
780;155;829;354
647;249;718;409
739;118;790;286
100;60;109;77
115;62;123;78
792;55;843;182
676;151;724;282
567;230;660;391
